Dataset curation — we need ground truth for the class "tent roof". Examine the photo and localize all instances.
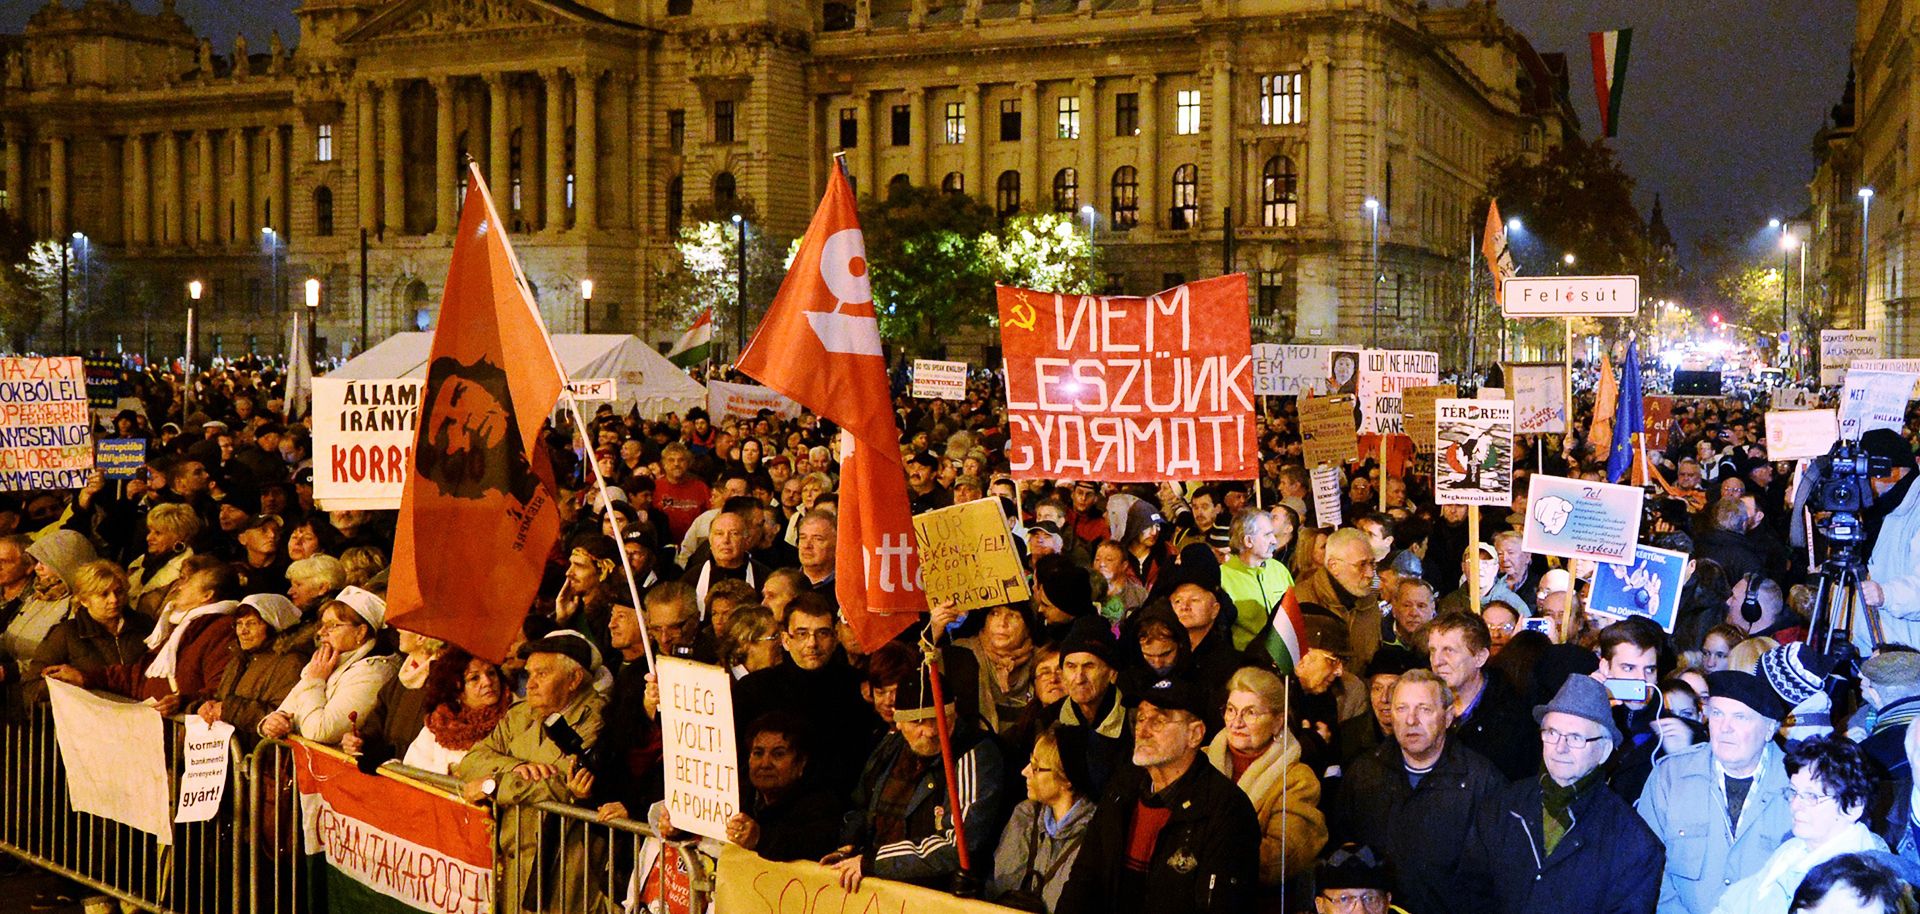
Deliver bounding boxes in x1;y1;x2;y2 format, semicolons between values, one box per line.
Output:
327;333;707;415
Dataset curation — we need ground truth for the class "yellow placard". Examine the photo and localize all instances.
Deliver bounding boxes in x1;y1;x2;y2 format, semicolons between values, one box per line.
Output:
911;498;1031;613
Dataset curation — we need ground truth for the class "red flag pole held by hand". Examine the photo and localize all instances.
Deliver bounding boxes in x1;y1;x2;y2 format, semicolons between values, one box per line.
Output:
919;628;976;896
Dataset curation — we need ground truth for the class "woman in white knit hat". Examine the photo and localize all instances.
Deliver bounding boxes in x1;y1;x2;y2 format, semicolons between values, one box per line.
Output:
258;586;398;746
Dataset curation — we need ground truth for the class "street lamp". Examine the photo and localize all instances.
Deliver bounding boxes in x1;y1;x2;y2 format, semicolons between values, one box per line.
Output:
304;278;320;366
263;227;281;314
580;279;595;333
1365;197;1380;347
186;279;203;410
1860;187;1875;328
731;213;747;354
1780;231;1799;372
1080;204;1096;239
1562;252;1577;269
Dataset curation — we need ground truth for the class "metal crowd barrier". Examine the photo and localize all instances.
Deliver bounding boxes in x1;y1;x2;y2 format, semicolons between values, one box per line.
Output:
0;706;714;914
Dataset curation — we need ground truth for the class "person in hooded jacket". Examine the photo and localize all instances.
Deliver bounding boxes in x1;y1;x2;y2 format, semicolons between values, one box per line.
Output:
30;560;153;704
1;529;97;708
194;594;305;750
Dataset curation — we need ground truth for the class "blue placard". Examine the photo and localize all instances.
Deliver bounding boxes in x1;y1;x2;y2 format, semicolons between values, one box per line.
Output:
95;438;147;481
1587;544;1690;632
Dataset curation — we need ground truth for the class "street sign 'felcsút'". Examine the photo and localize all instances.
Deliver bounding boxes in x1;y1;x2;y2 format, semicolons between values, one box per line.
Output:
1501;276;1641;317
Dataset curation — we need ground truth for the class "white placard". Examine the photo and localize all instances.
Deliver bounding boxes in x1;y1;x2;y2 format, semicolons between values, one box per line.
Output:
1435;399;1515;506
1765;409;1840;461
1501;276;1641;317
657;657;740;843
1510;365;1568;434
312;377;422;512
565;378;618;402
911;359;968;401
46;680;171;844
1820;331;1882;387
708;380;801;424
1773;387;1812;410
1357;349;1440;435
1839;370;1919;440
1310;465;1343;528
1520;474;1643;566
1251;344;1333;397
176;716;234;823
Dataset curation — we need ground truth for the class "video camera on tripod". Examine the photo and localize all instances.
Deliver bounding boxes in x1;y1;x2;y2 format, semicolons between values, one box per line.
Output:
1805;436;1895;659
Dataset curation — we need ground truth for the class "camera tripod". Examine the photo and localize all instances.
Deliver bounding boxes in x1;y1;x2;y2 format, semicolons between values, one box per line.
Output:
1806;544;1878;671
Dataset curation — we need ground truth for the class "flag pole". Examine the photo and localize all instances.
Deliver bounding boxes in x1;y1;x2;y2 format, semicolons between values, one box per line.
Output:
918;626;977;894
462;160;658;668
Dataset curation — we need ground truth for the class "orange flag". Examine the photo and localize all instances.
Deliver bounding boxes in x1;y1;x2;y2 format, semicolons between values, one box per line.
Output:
386;164;564;663
737;162;924;651
1590;349;1618;459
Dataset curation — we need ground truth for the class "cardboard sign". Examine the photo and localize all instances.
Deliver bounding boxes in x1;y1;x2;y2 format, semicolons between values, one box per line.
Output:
1839;370;1918;440
1310;465;1344;527
312;378;421;511
176;716;233;824
46;679;171;844
1643;396;1674;453
715;845;1013;914
1435;399;1514;507
1520;474;1643;566
1251;344;1332;397
998;276;1256;481
657;658;739;843
1501;275;1641;317
564;378;618;402
1300;395;1358;469
1766;409;1841;461
1399;384;1456;455
1356;349;1440;435
911;359;969;401
95;438;146;480
911;498;1030;612
708;379;802;424
1509;363;1568;434
1821;330;1881;386
0;356;93;491
1587;544;1690;632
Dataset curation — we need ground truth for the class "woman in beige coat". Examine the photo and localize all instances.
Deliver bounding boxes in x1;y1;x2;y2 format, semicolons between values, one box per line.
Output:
1204;666;1328;908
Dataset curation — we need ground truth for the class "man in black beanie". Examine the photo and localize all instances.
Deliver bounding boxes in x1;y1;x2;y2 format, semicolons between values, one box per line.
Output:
1053;615;1132;793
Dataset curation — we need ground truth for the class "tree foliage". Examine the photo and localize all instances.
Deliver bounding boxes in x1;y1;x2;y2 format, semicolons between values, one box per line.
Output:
0;238;62;352
647;201;794;352
1483;136;1648;278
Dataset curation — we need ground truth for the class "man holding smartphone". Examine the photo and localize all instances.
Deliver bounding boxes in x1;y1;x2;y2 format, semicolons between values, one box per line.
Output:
1594;617;1697;802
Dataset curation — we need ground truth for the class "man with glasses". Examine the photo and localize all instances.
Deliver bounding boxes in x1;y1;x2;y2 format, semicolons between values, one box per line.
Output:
1464;675;1663;914
1636;669;1793;914
1290;527;1382;670
734;592;879;797
1313;843;1409;914
1057;678;1258;914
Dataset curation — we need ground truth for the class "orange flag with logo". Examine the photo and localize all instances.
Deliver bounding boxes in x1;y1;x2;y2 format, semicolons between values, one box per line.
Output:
386;164;564;663
737;163;924;651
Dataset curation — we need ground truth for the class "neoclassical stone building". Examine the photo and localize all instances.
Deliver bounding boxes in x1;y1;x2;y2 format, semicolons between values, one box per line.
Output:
0;0;1575;361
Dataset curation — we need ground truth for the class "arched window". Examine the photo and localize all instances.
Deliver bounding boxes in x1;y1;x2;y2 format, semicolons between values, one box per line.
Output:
888;173;912;199
941;172;965;195
1170;163;1198;229
823;1;854;30
1052;168;1078;213
995;170;1021;219
666;175;684;236
712;171;736;210
1262;155;1299;227
1110;166;1138;229
313;186;334;237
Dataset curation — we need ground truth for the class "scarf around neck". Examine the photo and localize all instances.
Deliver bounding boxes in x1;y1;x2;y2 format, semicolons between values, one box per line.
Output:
1541;767;1603;856
423;700;510;752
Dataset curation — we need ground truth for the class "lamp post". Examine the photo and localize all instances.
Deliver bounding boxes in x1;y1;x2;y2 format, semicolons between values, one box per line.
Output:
1779;231;1798;373
1561;252;1576;272
1365;197;1380;347
731;213;746;355
186;279;203;412
263;227;281;315
580;279;595;334
1860;187;1875;330
304;278;321;365
1502;217;1522;361
1080;204;1096;240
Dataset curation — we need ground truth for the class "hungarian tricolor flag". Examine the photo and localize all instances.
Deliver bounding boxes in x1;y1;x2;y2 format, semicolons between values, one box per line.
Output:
737;162;924;651
1482;200;1517;305
667;308;713;368
1589;29;1632;138
1254;588;1310;675
386;162;564;663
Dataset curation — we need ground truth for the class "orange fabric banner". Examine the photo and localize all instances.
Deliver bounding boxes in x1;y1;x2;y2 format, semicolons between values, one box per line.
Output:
386;165;564;663
737;164;923;651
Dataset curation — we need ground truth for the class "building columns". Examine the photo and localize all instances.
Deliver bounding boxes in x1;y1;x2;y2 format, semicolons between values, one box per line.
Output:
1208;62;1233;229
433;76;457;234
356;84;377;231
1308;55;1331;222
963;84;984;199
381;80;405;234
486;73;511;209
129;134;151;244
1076;78;1098;221
1136;74;1159;227
576;69;599;231
906;88;927;185
1017;81;1039;208
264;124;284;235
3;135;23;221
194;130;215;244
234;128;253;240
854;91;876;194
164;132;184;245
49;136;68;238
542;67;567;231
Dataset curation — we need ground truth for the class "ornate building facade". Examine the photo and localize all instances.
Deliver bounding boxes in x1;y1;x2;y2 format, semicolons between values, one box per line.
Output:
0;0;1574;360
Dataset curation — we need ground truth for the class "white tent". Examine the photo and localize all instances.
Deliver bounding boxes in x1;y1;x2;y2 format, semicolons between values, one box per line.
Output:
327;333;708;418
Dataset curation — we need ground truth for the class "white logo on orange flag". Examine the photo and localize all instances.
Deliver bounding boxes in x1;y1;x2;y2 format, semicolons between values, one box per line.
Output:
737;165;924;650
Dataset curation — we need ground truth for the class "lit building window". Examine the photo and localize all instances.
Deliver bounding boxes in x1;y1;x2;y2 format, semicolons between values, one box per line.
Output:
1176;90;1201;135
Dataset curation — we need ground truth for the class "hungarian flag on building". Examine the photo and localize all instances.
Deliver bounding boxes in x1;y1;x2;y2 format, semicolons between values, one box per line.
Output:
1254;588;1310;675
1482;200;1517;305
736;162;925;651
667;308;713;368
386;162;564;664
294;740;494;914
1589;29;1632;138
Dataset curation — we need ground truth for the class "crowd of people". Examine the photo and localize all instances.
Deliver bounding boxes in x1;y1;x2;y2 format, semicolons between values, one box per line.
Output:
5;356;1920;914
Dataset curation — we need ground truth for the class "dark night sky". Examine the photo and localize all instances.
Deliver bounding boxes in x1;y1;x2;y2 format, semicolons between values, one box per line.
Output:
5;1;1861;258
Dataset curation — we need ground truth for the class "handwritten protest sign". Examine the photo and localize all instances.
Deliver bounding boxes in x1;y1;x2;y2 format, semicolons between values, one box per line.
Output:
176;716;233;823
911;499;1029;612
1839;370;1919;440
1399;384;1456;455
1435;399;1514;507
1643;396;1674;453
1310;465;1344;527
312;377;421;511
1766;409;1840;460
1357;349;1439;434
1821;330;1881;386
1509;363;1568;434
1251;344;1332;396
715;845;1010;914
95;438;146;480
658;658;739;843
1520;474;1643;566
998;275;1256;481
0;356;93;491
1300;395;1358;469
46;679;171;844
911;359;968;400
564;378;618;401
708;379;802;424
1587;545;1690;632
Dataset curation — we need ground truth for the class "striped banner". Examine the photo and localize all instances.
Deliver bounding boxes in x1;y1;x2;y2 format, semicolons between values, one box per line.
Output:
1588;29;1633;138
294;740;495;914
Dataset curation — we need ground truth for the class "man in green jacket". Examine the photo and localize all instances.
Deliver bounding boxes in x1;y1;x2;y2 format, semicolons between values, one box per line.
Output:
1218;508;1295;654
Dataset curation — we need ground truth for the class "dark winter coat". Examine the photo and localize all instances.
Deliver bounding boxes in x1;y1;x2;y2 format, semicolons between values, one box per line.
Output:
1463;774;1664;914
1055;758;1261;914
1329;738;1507;914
